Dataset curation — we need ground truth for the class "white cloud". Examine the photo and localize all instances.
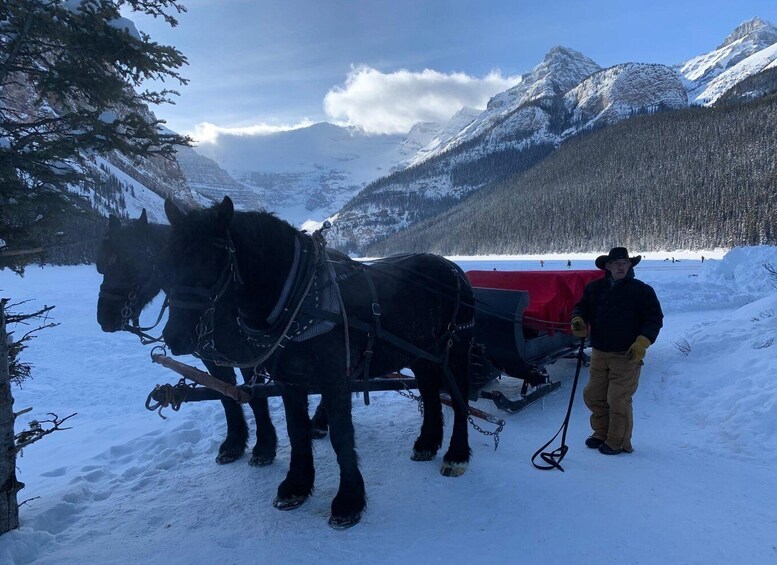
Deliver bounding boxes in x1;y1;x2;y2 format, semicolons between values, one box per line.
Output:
191;120;316;144
323;66;522;134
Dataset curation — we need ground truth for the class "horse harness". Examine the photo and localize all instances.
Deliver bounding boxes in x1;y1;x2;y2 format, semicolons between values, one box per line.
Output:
169;225;475;411
98;239;169;344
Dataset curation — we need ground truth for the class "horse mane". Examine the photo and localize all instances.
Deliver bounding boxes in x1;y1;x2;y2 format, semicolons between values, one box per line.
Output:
229;210;298;315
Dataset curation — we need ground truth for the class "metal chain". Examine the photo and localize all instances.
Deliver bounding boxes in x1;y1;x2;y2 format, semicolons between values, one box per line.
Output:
467;415;504;451
396;387;424;415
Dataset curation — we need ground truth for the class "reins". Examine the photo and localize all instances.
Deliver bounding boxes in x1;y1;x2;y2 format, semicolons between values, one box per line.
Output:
530;338;586;471
122;297;169;344
326;254;573;334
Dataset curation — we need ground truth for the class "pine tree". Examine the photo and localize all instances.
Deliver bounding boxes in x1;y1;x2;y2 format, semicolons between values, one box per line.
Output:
0;0;191;257
0;0;190;535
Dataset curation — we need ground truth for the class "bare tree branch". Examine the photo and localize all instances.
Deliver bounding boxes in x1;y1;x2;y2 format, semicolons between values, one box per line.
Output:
15;413;77;453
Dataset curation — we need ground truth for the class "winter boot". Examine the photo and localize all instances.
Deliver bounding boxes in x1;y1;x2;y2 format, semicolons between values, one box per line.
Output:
585;435;604;449
598;443;623;455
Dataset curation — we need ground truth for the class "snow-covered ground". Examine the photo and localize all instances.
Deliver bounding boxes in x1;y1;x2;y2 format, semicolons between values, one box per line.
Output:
1;247;776;564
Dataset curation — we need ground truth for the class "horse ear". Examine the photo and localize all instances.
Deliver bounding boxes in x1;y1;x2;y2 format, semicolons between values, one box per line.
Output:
138;209;148;225
216;196;234;230
164;198;186;227
108;214;121;231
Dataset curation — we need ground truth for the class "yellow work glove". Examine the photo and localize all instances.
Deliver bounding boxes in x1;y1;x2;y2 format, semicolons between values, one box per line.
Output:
570;316;587;338
626;335;651;362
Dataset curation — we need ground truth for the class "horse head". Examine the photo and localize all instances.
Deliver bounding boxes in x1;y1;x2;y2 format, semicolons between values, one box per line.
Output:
162;196;237;355
162;196;298;359
96;209;165;332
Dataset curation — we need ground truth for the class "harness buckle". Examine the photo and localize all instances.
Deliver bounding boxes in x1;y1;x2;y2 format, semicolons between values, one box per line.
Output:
371;303;381;316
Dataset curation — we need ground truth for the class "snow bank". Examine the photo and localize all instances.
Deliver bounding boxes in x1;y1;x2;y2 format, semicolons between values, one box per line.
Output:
700;245;777;296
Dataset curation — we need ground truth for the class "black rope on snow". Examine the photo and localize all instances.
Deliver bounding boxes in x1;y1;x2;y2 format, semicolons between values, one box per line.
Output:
530;338;586;472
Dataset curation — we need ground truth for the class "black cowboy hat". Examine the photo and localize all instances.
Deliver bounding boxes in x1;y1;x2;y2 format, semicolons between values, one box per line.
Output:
595;247;642;270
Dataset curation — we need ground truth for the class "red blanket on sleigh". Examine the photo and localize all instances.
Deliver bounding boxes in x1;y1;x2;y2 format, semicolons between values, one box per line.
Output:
466;270;604;332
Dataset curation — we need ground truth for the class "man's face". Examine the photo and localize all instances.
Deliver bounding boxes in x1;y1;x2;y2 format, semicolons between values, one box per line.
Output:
606;258;631;280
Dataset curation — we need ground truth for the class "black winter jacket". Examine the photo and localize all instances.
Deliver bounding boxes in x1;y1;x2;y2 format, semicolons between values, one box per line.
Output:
571;270;663;352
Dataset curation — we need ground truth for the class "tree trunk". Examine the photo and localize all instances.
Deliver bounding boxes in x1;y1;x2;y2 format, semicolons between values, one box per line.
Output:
0;301;20;533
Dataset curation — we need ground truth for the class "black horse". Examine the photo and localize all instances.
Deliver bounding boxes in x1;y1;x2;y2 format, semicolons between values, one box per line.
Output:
161;196;475;529
96;210;282;466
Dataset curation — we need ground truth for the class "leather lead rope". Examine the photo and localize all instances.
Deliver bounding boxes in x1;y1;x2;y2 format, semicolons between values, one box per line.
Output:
531;338;586;472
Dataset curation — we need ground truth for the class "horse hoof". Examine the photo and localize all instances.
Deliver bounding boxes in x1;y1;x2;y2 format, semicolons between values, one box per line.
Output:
311;427;328;440
249;453;275;467
328;511;362;529
440;461;467;477
273;495;308;511
411;449;436;461
215;452;243;465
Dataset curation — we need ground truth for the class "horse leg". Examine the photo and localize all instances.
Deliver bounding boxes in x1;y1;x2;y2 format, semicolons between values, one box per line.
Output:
273;384;315;511
410;361;444;461
319;372;365;529
440;341;472;477
310;398;329;439
239;368;278;466
202;361;247;464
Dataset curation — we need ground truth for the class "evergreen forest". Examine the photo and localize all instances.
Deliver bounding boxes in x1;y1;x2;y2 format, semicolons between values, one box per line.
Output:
364;94;777;256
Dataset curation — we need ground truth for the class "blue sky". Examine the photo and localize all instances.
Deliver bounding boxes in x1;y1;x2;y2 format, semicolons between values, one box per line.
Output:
130;0;777;140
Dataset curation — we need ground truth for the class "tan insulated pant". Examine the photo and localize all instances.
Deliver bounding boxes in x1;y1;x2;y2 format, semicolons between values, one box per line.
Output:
583;349;642;452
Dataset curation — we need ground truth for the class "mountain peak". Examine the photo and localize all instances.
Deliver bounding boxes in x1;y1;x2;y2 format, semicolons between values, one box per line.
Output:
538;45;599;72
719;17;777;49
524;45;600;94
543;45;588;62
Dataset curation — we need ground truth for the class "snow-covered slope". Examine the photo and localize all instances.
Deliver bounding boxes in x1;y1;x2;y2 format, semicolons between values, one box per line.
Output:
677;17;777;104
174;146;264;211
691;41;777;104
193;123;407;226
563;63;688;132
405;107;481;166
78;145;199;226
411;47;601;165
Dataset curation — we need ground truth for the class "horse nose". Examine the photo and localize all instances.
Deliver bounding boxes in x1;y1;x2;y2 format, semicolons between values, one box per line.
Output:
97;311;120;333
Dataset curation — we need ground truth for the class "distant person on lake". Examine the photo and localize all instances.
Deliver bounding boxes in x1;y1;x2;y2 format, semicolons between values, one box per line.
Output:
567;259;572;269
540;260;545;268
570;247;664;455
701;255;705;263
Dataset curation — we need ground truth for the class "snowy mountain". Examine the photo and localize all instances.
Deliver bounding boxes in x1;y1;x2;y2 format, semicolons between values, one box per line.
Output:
410;47;601;166
174;146;264;212
562;63;688;133
405;106;482;166
326;59;688;252
172;17;777;252
676;17;777;104
192;123;407;226
323;19;777;252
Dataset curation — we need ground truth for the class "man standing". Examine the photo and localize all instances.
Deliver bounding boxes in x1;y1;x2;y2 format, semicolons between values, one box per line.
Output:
570;247;663;455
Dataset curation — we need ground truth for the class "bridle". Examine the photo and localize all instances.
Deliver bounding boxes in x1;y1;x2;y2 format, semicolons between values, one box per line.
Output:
167;232;245;363
167;227;326;369
98;240;168;344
